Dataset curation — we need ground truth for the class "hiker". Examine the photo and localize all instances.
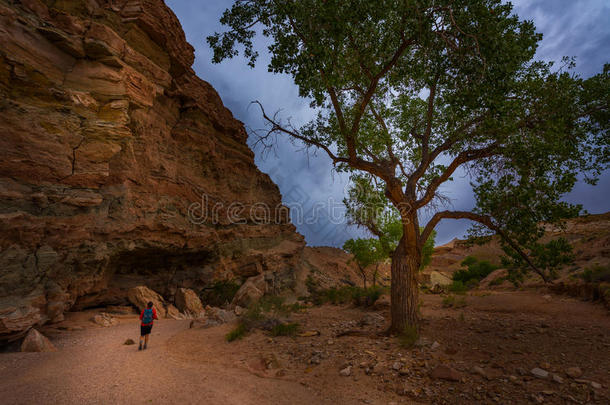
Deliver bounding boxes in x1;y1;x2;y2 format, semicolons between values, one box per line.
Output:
139;301;158;350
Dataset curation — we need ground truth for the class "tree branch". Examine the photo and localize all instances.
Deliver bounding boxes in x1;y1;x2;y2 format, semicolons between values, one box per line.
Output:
415;141;500;208
406;74;440;195
348;36;414;155
253;101;347;165
254;101;392;181
420;210;548;282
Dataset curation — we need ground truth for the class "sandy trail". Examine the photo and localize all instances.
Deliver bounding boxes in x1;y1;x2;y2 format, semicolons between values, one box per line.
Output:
0;318;331;405
1;292;608;405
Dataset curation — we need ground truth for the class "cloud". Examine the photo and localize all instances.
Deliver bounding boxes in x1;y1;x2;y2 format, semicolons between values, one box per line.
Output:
166;0;609;247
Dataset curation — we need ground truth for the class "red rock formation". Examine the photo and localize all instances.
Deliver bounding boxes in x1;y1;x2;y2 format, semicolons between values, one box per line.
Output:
0;0;304;341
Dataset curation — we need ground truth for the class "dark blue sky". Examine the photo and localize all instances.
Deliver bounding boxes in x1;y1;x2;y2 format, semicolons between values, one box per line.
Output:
166;0;610;247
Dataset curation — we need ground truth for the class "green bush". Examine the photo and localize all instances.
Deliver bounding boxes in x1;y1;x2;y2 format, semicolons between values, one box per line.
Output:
228;295;305;342
270;322;299;336
258;295;286;312
448;280;468;294
319;286;355;305
352;286;386;306
285;302;307;312
397;325;418;348
201;280;241;307
580;265;610;283
225;323;247;342
461;256;478;267
305;273;319;293
452;256;499;286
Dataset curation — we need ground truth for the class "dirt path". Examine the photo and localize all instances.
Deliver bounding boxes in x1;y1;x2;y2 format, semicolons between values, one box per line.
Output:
0;317;333;405
0;291;608;404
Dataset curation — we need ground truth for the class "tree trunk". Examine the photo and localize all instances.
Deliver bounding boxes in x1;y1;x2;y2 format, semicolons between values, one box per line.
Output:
359;266;367;289
373;264;378;287
389;235;421;334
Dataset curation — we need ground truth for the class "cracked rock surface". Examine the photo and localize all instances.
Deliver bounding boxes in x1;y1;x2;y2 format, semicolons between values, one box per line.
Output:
0;0;305;341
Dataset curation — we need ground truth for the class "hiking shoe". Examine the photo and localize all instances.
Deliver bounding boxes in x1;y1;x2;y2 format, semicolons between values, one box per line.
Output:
143;344;147;350
138;343;142;351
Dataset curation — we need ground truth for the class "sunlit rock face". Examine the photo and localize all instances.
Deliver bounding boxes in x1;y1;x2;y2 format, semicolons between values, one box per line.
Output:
0;0;304;341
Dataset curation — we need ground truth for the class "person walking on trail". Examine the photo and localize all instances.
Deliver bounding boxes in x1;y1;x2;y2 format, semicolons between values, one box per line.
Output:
139;301;158;350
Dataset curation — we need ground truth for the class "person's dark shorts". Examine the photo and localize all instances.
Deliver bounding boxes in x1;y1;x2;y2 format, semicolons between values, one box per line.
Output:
140;324;153;336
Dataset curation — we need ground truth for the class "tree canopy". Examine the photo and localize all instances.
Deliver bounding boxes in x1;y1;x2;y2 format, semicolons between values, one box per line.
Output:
209;0;607;252
209;0;609;329
343;238;383;271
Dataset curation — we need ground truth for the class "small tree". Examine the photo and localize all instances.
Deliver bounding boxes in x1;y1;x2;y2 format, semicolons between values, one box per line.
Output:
342;238;382;288
343;174;436;272
209;0;609;332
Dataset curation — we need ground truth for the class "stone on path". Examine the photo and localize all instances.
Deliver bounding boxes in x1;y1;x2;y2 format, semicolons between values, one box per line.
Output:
531;368;549;379
551;374;564;384
339;366;352;376
430;365;461;381
472;365;487;379
565;367;583;379
21;329;57;352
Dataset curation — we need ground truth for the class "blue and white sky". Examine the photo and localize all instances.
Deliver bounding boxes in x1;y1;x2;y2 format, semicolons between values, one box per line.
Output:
166;0;610;247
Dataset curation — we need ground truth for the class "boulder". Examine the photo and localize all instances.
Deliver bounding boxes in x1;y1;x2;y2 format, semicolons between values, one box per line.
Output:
91;313;118;327
127;286;167;317
21;329;57;352
175;288;205;318
231;275;266;308
166;304;184;320
0;291;46;340
206;306;236;324
428;271;453;286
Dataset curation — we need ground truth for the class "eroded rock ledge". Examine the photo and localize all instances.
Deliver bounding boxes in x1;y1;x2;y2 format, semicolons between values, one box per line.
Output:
0;0;304;341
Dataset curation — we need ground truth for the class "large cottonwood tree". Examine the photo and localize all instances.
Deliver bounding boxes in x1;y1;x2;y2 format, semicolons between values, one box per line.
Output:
208;0;609;332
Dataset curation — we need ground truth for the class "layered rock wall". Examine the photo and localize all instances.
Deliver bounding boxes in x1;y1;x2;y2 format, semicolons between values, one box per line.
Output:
0;0;304;340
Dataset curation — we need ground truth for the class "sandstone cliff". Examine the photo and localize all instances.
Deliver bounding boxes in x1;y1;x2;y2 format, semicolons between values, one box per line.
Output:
0;0;305;341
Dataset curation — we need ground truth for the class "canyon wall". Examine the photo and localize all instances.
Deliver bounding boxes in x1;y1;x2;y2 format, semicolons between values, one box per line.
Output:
0;0;305;341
